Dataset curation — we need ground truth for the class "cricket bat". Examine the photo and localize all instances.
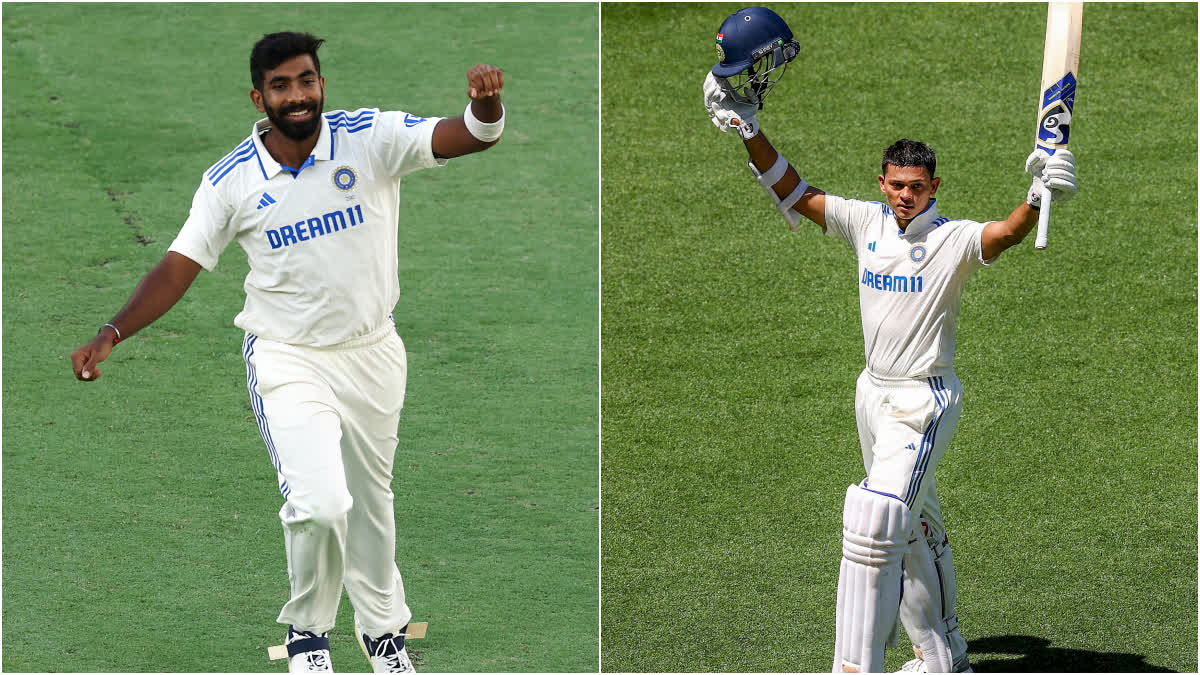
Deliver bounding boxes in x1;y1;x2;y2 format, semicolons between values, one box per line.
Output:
1033;1;1083;250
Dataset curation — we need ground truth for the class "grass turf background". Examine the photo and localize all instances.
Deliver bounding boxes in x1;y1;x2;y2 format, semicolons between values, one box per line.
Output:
600;3;1197;673
3;3;598;672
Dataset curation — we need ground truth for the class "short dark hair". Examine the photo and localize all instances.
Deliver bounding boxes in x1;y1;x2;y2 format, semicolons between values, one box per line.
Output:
250;32;325;91
882;139;936;179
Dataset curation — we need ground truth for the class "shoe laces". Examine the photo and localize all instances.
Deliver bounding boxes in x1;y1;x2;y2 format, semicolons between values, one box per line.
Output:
379;651;408;672
367;633;410;672
288;628;332;672
305;651;331;671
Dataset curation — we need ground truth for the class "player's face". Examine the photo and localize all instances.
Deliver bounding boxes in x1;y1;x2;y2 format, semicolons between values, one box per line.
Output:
877;166;940;223
254;54;325;141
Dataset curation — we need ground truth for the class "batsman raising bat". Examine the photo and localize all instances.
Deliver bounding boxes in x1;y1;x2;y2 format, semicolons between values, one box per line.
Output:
704;6;1078;673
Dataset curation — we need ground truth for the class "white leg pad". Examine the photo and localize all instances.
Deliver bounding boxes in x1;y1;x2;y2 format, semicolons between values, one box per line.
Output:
901;522;967;672
833;484;911;673
899;530;953;672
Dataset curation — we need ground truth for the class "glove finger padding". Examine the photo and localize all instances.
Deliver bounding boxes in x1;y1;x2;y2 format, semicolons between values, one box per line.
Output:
709;106;735;132
1042;150;1077;202
1025;148;1050;177
1043;169;1077;202
704;71;758;136
703;71;725;109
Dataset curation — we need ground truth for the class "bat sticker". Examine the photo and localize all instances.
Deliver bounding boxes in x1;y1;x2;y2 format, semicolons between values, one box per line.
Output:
1037;72;1076;153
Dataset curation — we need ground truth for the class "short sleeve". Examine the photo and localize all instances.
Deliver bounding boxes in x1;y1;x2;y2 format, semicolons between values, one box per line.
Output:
372;110;448;178
168;179;235;272
823;195;879;253
955;220;993;271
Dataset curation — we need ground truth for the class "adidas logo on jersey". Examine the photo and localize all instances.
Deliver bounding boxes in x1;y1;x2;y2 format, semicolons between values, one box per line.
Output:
256;193;277;210
868;241;877;252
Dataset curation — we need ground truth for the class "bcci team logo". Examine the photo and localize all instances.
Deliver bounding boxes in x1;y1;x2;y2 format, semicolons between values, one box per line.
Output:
909;245;927;264
715;33;725;62
332;166;357;192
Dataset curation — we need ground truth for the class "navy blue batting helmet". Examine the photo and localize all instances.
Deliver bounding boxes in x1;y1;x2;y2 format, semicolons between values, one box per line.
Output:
712;6;800;106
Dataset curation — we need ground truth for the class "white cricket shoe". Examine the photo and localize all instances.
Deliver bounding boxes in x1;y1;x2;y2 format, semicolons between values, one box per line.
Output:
894;657;974;673
286;626;333;673
355;620;416;673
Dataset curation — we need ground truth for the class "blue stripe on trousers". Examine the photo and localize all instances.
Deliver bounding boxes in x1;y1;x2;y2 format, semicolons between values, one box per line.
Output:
243;333;289;498
904;377;947;508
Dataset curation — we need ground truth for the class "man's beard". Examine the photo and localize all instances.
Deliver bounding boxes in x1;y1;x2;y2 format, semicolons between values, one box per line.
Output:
265;97;324;141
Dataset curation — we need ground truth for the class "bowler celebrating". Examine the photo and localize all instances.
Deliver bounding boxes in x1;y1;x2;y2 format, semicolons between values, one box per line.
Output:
70;32;505;673
703;7;1077;674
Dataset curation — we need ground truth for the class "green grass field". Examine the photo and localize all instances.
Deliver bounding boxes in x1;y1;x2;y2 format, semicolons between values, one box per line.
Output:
601;3;1196;672
3;3;597;672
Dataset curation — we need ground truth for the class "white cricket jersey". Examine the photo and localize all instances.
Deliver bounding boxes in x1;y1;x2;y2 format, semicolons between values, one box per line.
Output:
169;108;446;347
824;197;992;380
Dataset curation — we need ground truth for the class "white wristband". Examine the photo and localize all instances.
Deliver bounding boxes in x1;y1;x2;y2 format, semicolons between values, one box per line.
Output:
464;102;505;142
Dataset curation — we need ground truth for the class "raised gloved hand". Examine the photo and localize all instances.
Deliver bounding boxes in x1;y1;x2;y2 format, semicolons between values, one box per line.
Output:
704;71;760;140
1025;148;1077;207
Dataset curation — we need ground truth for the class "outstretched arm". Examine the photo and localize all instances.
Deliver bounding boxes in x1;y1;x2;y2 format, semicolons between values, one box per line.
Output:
981;149;1077;260
431;63;505;159
704;72;825;231
69;251;203;381
981;202;1040;260
742;131;827;231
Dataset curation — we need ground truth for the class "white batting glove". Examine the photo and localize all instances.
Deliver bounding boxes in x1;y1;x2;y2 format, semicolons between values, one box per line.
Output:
704;72;760;140
1025;148;1077;204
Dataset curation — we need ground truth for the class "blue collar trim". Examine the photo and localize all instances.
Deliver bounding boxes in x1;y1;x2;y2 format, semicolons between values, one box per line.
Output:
279;154;316;178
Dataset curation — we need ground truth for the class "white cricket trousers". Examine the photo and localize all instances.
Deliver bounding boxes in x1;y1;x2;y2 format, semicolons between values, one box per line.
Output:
854;369;969;670
243;322;412;636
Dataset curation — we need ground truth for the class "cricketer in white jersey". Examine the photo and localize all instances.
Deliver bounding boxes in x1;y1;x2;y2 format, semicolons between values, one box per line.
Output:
705;71;1077;673
71;31;507;674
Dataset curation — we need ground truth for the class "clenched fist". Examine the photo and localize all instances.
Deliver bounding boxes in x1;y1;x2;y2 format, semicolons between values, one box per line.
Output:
467;64;504;100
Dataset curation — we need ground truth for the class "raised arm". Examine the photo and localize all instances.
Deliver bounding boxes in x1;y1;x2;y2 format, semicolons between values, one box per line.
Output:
69;251;203;381
742;131;827;231
703;72;825;232
981;203;1040;260
981;149;1077;260
431;63;505;159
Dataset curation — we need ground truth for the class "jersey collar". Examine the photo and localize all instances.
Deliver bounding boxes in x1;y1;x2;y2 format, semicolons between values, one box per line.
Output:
895;199;940;239
250;113;334;178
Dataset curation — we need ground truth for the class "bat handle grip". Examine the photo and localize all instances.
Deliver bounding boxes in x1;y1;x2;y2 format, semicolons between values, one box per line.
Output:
1034;184;1052;250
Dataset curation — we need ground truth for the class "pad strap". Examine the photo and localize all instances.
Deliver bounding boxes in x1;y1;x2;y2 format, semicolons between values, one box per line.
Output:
748;155;810;228
750;154;788;188
287;635;330;657
779;180;809;216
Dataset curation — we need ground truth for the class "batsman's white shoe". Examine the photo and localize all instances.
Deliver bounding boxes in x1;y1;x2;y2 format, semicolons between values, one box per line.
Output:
355;620;415;673
894;657;974;673
285;626;333;673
